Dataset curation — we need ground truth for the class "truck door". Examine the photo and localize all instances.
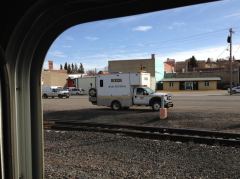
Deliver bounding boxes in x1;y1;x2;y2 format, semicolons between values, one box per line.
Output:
52;89;58;97
133;87;148;105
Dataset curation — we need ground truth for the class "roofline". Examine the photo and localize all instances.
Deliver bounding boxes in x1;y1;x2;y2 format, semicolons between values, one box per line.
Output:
108;58;153;63
162;77;221;82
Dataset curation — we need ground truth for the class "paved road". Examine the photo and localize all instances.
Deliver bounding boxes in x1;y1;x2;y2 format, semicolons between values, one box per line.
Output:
43;92;240;113
43;93;240;133
173;95;240;112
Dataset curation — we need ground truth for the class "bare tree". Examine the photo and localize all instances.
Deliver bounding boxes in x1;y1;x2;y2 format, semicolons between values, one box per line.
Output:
86;69;97;76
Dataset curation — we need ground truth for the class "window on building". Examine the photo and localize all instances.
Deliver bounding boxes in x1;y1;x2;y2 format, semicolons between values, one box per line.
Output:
169;82;174;87
204;81;209;86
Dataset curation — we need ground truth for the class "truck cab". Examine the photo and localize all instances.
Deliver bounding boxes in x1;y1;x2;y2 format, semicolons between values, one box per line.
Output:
133;87;173;111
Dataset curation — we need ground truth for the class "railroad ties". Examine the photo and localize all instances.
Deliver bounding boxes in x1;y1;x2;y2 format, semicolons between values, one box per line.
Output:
44;121;240;148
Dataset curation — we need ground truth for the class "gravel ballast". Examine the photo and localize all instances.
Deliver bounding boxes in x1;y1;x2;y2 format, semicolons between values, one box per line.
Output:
44;130;240;179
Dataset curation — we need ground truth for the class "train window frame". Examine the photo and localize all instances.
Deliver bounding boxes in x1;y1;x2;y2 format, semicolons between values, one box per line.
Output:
3;1;219;178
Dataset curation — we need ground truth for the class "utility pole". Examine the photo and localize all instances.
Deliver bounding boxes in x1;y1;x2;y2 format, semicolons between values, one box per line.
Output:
227;28;234;95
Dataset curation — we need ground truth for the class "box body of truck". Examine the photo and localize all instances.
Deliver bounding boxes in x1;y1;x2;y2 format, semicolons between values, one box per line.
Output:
95;73;150;107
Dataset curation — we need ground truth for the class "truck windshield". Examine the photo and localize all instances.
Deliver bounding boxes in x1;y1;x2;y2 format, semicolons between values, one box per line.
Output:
143;87;154;94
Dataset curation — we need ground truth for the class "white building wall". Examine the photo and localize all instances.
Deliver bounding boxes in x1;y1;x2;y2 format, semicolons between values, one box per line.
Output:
150;76;156;90
76;77;96;94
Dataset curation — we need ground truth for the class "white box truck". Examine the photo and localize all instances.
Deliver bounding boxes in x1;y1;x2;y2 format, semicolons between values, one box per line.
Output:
88;72;173;111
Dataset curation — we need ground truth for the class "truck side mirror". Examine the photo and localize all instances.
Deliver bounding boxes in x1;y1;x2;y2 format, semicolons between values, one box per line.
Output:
143;91;148;95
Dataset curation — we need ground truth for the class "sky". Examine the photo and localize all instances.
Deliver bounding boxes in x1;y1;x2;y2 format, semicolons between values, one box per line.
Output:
44;0;240;71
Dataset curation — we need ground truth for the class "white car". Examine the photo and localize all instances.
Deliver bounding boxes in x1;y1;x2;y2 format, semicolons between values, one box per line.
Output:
68;88;85;95
42;86;70;98
228;86;240;94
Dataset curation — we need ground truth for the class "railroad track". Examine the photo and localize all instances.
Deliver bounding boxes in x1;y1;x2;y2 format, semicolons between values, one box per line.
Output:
44;121;240;147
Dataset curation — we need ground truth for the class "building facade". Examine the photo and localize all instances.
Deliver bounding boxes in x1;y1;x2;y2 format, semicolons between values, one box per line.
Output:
164;58;175;73
75;76;96;94
165;70;240;89
162;77;221;91
41;61;68;87
164;58;240;89
41;70;68;87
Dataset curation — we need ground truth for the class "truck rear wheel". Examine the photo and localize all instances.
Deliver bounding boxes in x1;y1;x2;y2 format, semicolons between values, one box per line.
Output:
111;101;121;111
152;101;161;111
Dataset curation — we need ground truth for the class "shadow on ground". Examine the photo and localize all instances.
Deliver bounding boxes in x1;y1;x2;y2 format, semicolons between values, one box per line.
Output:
44;108;240;133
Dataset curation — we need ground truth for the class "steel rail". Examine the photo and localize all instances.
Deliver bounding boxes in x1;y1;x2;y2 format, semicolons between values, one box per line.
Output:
45;121;240;147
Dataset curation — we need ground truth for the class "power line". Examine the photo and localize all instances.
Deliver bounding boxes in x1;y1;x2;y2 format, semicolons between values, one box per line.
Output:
75;27;239;53
123;27;239;51
112;32;230;53
160;28;229;44
151;25;240;46
153;34;226;50
233;44;240;55
216;45;229;59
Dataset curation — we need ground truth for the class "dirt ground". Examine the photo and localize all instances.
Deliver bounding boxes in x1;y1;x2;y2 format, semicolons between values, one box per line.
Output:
43;90;240;133
43;91;240;178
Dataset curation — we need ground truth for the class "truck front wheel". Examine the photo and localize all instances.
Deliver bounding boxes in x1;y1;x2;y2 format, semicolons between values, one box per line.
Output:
111;101;121;111
152;101;161;111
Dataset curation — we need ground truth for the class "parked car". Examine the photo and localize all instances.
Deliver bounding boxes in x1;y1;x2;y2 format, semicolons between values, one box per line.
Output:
68;88;85;95
42;86;70;98
228;86;240;94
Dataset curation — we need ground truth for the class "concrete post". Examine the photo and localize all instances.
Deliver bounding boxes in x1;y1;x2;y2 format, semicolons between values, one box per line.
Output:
160;95;167;119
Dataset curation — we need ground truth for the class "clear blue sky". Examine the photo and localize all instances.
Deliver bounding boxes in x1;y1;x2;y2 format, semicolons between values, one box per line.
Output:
45;0;240;71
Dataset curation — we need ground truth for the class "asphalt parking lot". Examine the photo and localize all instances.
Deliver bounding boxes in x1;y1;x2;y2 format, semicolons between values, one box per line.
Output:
43;90;240;133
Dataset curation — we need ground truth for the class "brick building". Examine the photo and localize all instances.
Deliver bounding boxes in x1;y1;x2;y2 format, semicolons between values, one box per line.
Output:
164;58;175;73
41;61;68;87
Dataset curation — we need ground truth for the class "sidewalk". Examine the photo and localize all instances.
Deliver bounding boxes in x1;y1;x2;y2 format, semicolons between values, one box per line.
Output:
156;90;231;96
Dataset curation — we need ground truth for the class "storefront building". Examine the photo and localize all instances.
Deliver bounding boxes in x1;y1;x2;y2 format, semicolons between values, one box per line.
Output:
162;77;221;91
